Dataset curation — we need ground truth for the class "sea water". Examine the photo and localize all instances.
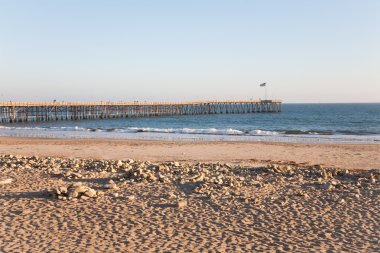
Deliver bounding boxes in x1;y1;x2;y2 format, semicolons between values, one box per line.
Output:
0;103;379;144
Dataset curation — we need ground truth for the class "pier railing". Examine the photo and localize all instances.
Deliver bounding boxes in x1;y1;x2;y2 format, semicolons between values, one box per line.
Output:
0;100;282;123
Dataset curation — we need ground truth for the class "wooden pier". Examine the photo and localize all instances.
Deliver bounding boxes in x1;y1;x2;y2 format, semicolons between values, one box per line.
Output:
0;100;281;123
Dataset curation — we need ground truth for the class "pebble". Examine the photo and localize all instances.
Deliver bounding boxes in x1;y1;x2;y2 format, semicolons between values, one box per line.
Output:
1;154;379;206
0;178;13;185
176;199;188;208
126;195;136;201
104;180;118;189
117;160;123;167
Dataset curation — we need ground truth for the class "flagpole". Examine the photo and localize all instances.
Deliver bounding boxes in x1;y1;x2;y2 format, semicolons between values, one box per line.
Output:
265;85;267;100
260;82;267;100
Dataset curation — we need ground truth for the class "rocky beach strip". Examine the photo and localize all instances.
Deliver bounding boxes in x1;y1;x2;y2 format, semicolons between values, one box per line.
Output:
1;154;379;252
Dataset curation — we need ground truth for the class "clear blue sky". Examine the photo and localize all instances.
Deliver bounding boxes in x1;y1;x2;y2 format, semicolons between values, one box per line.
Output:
1;0;379;102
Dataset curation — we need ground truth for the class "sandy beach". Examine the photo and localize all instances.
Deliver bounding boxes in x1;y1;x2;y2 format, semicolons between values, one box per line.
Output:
0;137;379;170
0;137;379;252
2;0;379;251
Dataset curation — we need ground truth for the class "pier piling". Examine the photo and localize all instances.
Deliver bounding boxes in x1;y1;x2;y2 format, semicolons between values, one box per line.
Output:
0;100;281;124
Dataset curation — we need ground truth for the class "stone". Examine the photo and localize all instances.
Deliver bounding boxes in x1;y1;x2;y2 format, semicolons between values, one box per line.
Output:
84;188;97;198
55;182;97;201
71;182;83;187
0;178;13;185
126;195;135;201
104;183;118;189
55;186;68;195
117;160;123;167
176;199;187;208
69;191;79;198
80;195;90;200
167;192;177;199
73;186;89;194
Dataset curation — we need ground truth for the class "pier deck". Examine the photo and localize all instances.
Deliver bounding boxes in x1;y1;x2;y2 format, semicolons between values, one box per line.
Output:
0;100;281;123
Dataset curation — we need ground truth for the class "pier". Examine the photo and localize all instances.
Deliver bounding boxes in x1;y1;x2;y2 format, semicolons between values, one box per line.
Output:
0;100;281;123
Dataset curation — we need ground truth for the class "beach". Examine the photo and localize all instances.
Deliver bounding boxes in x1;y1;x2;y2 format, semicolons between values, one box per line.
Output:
2;0;379;251
0;137;379;170
1;137;379;252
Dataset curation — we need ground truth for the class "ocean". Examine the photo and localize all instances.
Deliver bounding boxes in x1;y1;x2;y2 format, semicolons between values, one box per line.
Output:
0;103;379;144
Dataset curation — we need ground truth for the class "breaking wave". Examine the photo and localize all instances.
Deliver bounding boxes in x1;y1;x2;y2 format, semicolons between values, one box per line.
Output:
1;125;379;137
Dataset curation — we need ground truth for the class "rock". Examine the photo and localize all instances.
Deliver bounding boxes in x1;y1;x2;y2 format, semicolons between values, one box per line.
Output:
68;190;79;198
173;162;180;167
167;192;177;199
126;195;135;201
104;183;117;189
80;195;90;200
55;186;68;195
176;199;187;208
113;193;119;197
117;160;123;167
58;195;66;200
55;183;97;200
71;182;83;187
104;180;118;189
84;188;97;198
73;186;89;194
0;178;13;185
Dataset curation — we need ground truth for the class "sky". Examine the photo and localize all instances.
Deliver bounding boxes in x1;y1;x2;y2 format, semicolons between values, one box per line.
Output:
0;0;379;103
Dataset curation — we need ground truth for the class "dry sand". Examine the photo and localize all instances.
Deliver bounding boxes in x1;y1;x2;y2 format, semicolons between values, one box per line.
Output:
0;137;380;252
0;137;379;170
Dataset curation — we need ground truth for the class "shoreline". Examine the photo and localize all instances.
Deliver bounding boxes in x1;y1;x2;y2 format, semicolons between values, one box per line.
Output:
1;136;379;170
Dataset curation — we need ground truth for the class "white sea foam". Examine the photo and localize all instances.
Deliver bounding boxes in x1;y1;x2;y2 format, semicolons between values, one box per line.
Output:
0;125;379;144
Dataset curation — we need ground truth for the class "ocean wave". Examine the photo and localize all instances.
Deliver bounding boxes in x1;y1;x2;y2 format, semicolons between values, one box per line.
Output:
1;125;380;137
0;125;280;136
127;127;246;135
281;130;333;135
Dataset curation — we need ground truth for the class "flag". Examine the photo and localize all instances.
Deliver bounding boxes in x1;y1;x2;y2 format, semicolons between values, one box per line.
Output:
260;83;266;87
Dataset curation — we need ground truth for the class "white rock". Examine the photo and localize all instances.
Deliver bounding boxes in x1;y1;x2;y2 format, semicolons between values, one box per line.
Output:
0;178;12;185
84;188;97;198
104;183;118;189
126;195;136;201
176;199;187;208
